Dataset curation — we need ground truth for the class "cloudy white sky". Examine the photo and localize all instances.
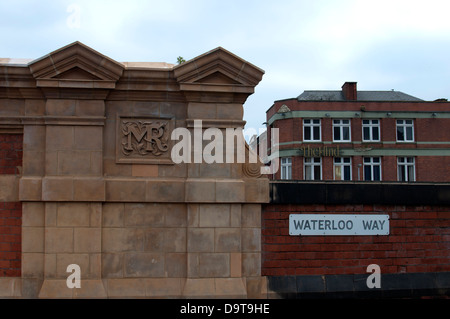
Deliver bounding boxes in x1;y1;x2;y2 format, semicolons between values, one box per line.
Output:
1;0;450;131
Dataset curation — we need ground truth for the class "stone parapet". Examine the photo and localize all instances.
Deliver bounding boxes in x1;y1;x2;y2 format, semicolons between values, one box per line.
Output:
0;42;267;298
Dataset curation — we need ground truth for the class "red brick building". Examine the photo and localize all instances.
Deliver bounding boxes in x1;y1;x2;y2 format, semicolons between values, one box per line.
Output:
265;82;450;182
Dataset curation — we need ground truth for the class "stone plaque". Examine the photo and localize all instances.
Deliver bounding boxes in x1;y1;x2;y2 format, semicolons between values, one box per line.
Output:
116;116;174;164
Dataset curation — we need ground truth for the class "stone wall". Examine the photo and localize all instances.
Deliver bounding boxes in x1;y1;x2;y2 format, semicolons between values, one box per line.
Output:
0;42;268;298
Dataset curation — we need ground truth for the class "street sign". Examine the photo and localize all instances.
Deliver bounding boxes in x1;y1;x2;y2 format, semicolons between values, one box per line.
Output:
289;214;389;236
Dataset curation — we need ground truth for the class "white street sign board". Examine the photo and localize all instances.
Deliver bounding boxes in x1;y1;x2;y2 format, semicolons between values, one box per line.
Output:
289;214;389;236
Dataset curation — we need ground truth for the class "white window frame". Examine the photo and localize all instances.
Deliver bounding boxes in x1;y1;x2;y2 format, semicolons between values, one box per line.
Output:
362;119;380;142
280;157;292;180
303;119;321;142
397;157;415;182
333;119;351;142
396;119;414;142
334;157;352;181
304;157;322;180
363;157;382;181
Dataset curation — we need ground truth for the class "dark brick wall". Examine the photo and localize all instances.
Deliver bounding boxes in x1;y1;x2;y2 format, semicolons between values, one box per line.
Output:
263;182;450;276
0;134;23;175
0;133;23;277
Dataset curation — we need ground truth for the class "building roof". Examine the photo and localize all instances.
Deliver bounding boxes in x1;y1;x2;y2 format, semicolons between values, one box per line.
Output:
297;90;424;102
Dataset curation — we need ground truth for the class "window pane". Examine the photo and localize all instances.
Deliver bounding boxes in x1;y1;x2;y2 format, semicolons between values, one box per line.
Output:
407;165;414;181
372;127;379;140
406;127;413;141
313;126;320;140
363;120;369;125
305;166;311;180
304;127;311;140
334;127;340;140
313;119;320;124
398;166;405;181
397;126;404;140
343;120;350;124
363;127;370;140
314;165;321;180
335;166;341;180
373;166;381;181
364;166;371;181
304;119;311;124
343;127;349;140
344;166;351;180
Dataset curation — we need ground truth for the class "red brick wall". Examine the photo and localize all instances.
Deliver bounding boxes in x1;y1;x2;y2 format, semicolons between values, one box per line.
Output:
0;202;22;277
0;134;23;277
262;204;450;276
0;134;23;175
416;157;450;182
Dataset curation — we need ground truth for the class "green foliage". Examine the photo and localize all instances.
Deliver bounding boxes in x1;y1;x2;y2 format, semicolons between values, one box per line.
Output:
176;56;186;64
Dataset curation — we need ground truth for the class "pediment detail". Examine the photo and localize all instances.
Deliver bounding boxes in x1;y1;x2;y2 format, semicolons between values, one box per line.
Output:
53;67;102;80
173;47;264;92
277;104;291;113
28;41;124;88
194;71;242;85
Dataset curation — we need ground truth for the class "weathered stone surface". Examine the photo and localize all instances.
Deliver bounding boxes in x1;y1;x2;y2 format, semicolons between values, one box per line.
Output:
198;253;230;278
124;203;165;226
199;204;230;227
187;228;214;252
0;175;19;201
241;204;261;227
19;177;42;201
45;228;74;253
102;228;144;252
22;227;44;253
1;42;267;299
105;179;146;202
215;228;241;252
22;202;45;226
124;253;165;277
74;228;101;253
102;203;124;227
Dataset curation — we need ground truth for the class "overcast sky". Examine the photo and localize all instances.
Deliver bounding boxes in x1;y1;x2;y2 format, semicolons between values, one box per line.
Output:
1;0;450;131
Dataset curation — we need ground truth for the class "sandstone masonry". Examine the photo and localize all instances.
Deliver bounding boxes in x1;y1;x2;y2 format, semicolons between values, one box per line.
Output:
0;42;268;298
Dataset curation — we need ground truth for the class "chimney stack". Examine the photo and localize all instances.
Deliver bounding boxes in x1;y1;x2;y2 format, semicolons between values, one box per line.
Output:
342;82;357;100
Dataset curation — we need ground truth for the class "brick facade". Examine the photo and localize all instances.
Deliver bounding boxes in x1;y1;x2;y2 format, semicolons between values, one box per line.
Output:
262;182;450;298
0;134;22;175
0;134;23;278
0;202;21;277
264;83;450;182
262;203;450;276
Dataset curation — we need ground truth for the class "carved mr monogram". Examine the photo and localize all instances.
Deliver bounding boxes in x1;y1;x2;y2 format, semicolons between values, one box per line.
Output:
116;117;173;164
122;120;169;156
